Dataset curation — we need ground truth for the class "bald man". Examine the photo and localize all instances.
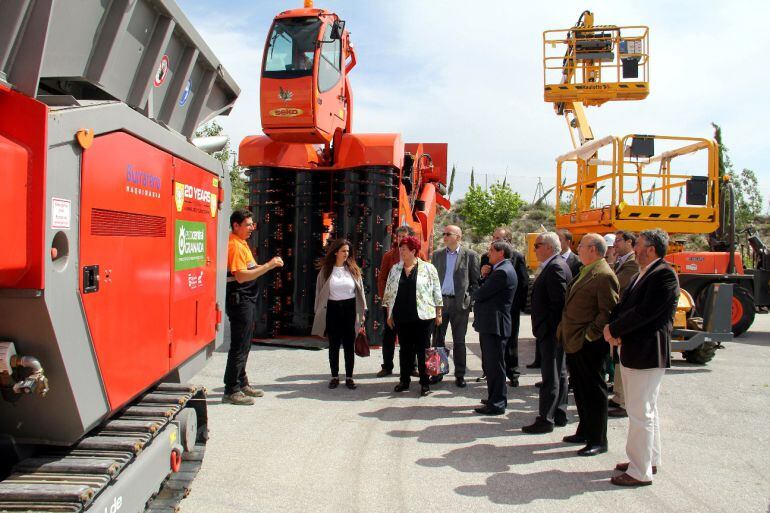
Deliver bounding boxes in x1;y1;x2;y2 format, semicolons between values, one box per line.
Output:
557;233;619;456
431;224;480;387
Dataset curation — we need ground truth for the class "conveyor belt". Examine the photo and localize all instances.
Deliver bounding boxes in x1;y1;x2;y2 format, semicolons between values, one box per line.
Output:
0;383;207;513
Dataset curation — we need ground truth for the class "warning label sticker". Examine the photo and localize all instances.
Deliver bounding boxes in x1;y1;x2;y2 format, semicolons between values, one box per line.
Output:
51;198;71;229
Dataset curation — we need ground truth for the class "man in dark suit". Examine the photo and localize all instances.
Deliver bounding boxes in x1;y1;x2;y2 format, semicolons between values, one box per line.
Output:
608;230;640;417
558;233;619;456
472;241;517;415
604;229;679;487
480;228;530;386
558;228;583;276
526;227;580;370
432;225;480;387
521;232;572;433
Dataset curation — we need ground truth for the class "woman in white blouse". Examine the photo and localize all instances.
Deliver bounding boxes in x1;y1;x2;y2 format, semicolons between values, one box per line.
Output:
312;239;367;389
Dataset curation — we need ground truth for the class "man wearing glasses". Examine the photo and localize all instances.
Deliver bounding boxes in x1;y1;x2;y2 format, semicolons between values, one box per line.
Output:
522;232;572;433
431;225;480;387
480;228;530;387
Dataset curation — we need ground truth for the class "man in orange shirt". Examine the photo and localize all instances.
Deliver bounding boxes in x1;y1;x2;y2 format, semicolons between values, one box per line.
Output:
376;225;415;377
224;210;283;405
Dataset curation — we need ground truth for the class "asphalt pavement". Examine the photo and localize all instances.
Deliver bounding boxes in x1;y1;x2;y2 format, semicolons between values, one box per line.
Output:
180;314;770;513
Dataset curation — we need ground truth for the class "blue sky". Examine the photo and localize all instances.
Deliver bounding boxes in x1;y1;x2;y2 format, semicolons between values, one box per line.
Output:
178;0;770;209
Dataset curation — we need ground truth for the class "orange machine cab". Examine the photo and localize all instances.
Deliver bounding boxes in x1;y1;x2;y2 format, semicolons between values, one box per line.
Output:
260;9;354;144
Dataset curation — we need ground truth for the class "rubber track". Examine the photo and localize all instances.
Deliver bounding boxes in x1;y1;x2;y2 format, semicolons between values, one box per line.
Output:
0;384;207;513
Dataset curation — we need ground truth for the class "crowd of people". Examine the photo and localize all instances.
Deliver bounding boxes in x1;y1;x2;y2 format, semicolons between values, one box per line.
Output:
222;208;680;489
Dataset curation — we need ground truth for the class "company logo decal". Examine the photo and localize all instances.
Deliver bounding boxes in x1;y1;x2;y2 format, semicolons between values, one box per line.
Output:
187;269;204;290
174;182;185;212
269;108;304;117
126;165;161;199
174;181;216;215
175;220;206;271
279;86;294;103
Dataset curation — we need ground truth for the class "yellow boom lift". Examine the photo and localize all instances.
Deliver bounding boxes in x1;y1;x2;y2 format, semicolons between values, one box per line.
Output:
538;11;734;363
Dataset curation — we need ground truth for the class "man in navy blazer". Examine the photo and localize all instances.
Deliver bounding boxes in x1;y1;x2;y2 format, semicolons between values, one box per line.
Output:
522;232;573;434
472;241;517;415
604;229;679;487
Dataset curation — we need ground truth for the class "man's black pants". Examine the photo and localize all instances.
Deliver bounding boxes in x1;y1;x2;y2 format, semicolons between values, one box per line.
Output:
566;339;610;445
504;309;521;380
538;335;568;425
224;298;256;395
480;333;507;410
381;307;396;371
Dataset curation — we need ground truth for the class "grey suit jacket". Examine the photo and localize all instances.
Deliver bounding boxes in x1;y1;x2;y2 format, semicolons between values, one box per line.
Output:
431;245;480;310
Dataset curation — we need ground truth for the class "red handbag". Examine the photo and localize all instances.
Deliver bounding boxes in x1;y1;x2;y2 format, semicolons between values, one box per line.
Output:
354;328;370;357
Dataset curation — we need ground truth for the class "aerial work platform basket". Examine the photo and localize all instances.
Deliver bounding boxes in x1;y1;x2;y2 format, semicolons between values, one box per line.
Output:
543;22;649;106
555;134;721;236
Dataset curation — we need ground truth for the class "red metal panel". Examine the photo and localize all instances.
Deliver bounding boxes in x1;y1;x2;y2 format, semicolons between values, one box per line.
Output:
0;88;47;289
666;251;745;275
407;142;448;184
239;135;320;168
169;158;219;368
0;134;28;275
80;132;172;411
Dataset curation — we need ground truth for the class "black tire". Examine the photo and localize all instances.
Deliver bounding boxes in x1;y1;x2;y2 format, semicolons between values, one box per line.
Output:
683;341;718;365
731;286;755;337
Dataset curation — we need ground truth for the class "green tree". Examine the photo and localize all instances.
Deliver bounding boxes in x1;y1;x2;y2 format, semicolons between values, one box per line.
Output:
195;121;248;210
711;123;763;230
457;182;525;238
470;167;475;188
447;164;456;199
733;168;763;229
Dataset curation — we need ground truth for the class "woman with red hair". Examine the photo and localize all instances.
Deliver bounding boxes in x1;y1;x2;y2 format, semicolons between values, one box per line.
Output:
382;235;443;396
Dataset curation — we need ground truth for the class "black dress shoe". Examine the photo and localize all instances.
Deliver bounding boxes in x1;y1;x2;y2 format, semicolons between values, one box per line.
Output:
535;381;543;388
608;399;622;408
376;368;392;378
394;383;410;393
455;377;467;388
563;434;587;444
474;405;505;415
508;378;519;388
420;385;430;397
522;418;554;434
429;375;443;385
577;444;608;457
554;417;568;427
526;361;541;369
608;407;628;418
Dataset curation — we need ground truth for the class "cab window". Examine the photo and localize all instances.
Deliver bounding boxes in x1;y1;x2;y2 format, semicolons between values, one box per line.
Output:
263;18;321;78
317;24;341;92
